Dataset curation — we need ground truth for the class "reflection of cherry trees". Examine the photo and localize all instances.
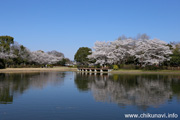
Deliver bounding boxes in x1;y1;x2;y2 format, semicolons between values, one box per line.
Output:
90;77;172;108
28;72;66;88
75;73;180;109
0;72;66;104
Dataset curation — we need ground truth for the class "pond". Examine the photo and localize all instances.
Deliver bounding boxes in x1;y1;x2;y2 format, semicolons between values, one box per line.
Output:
0;72;180;120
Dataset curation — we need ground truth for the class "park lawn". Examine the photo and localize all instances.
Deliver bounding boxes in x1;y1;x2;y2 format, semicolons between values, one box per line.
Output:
0;67;180;74
0;67;77;73
111;69;180;74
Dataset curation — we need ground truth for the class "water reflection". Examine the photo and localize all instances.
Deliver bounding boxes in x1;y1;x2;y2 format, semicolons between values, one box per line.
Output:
0;72;66;104
75;73;180;110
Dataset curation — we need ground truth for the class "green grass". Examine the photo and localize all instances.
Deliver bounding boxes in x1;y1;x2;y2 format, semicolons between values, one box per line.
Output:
111;69;180;74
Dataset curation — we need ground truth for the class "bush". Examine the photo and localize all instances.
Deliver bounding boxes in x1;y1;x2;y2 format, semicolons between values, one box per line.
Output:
119;64;136;70
77;65;88;68
47;64;53;68
135;65;141;69
72;65;77;68
113;65;119;70
123;64;135;69
0;59;5;69
143;65;160;70
108;65;113;69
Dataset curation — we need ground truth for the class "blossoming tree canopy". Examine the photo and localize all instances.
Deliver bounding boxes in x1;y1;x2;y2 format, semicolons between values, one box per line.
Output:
134;39;172;65
88;38;172;66
30;50;64;65
0;36;66;67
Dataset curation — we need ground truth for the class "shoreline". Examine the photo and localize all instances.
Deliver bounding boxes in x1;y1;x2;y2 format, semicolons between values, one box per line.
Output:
0;67;77;73
110;69;180;74
0;68;180;74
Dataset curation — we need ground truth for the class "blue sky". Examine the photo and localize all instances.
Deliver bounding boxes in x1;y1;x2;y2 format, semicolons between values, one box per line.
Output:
0;0;180;60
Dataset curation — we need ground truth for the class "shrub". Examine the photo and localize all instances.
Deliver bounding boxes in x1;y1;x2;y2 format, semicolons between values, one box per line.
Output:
123;64;135;69
0;59;5;69
143;65;159;70
108;65;113;69
113;65;119;70
135;65;141;69
72;65;77;68
47;64;53;68
119;64;135;70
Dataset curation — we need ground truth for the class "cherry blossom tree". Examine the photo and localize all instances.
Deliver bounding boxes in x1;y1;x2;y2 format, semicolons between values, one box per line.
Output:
108;39;135;64
0;47;16;59
11;42;31;63
88;39;135;65
30;50;63;65
0;36;66;67
88;41;112;65
134;39;172;66
89;38;172;66
0;47;16;68
47;50;64;58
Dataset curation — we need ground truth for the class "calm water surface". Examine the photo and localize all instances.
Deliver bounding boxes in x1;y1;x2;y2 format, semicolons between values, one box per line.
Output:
0;72;180;120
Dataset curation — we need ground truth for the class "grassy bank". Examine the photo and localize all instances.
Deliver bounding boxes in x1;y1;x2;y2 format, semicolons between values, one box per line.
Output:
111;69;180;74
0;67;180;74
0;67;77;73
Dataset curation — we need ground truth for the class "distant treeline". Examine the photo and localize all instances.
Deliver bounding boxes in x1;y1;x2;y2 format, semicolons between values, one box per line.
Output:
1;34;180;70
74;34;180;70
0;36;70;69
